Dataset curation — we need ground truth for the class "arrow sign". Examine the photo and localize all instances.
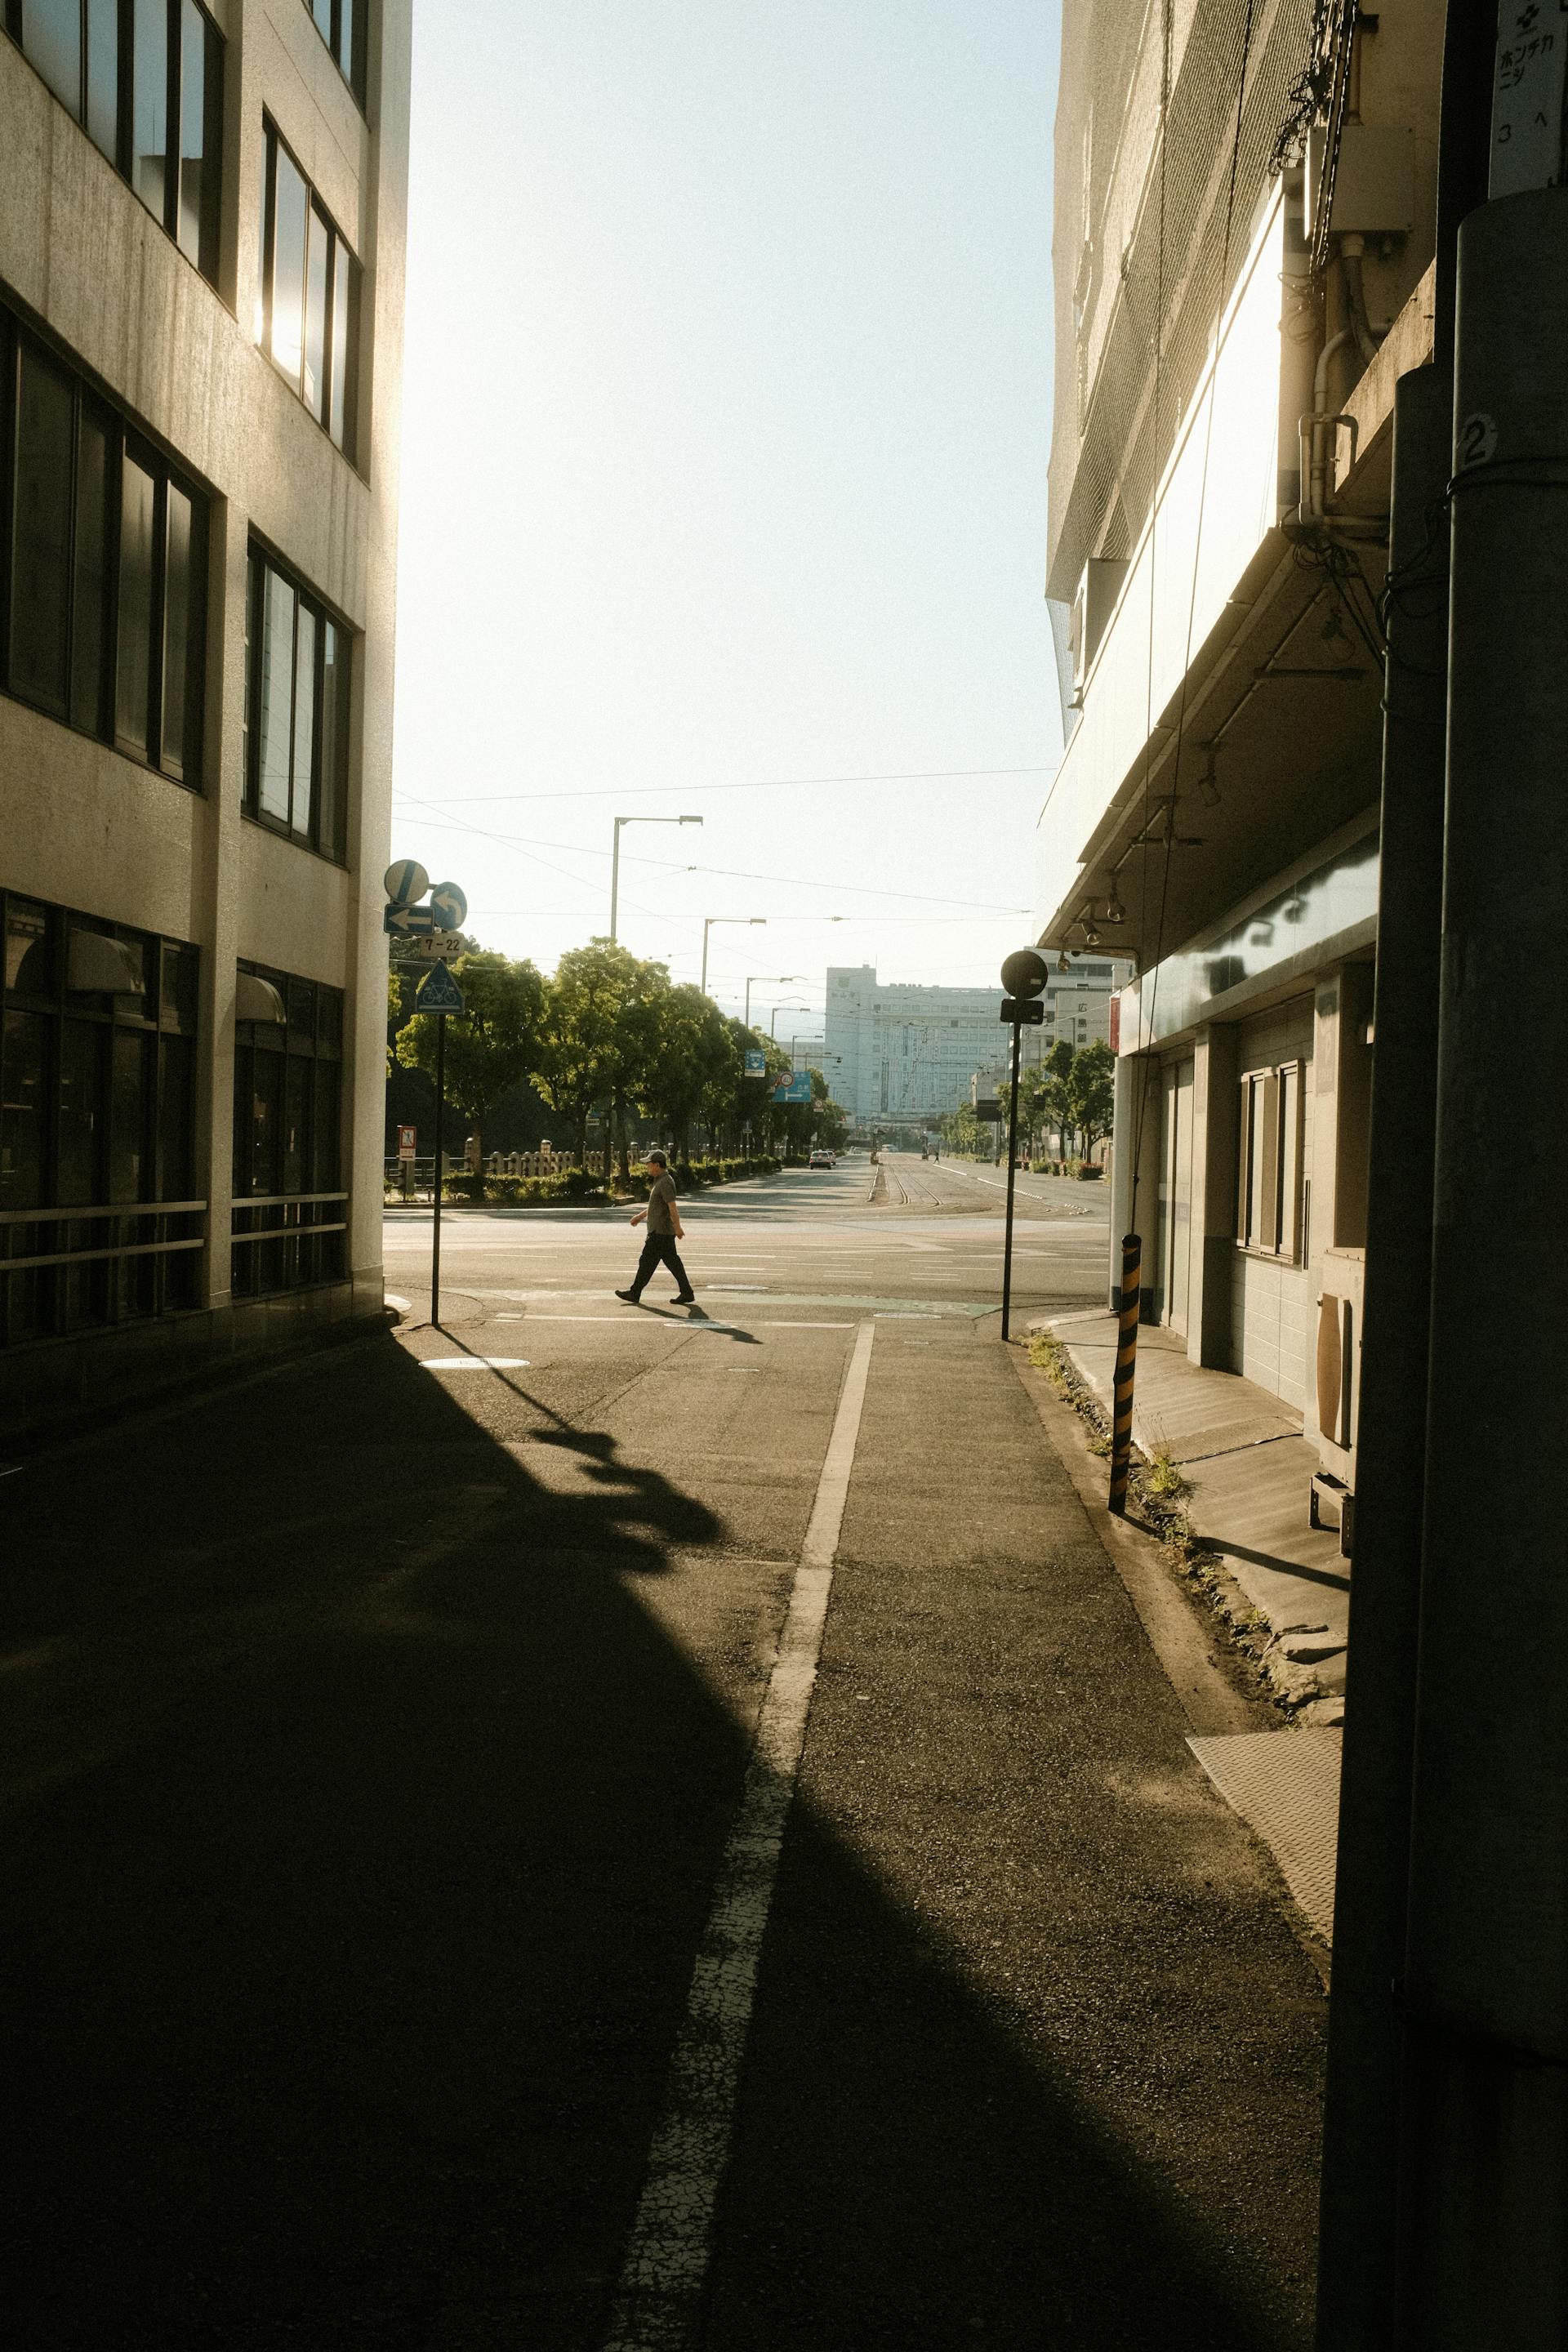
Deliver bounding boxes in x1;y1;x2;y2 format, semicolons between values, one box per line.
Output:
384;903;434;936
416;963;466;1015
430;881;468;932
744;1049;767;1077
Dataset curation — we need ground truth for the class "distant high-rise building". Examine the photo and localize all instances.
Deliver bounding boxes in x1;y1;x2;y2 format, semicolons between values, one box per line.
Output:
824;960;1127;1127
1;2;412;1429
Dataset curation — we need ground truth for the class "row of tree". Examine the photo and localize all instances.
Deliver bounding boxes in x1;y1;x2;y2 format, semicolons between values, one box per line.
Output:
938;1038;1116;1162
389;938;849;1172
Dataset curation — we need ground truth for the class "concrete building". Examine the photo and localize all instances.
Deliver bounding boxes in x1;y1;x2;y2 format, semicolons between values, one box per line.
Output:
1;0;411;1429
1039;0;1443;1515
825;959;1124;1129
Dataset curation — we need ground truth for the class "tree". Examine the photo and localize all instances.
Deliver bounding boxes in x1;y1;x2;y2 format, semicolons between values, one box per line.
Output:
1067;1038;1116;1159
394;952;546;1159
535;939;655;1165
638;986;736;1159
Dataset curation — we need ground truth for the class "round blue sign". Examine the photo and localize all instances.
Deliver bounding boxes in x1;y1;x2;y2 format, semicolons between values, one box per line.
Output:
430;880;468;932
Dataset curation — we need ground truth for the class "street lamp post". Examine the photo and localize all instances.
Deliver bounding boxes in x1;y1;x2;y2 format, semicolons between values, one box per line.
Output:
702;915;766;996
609;813;702;942
770;1002;811;1039
745;976;804;1028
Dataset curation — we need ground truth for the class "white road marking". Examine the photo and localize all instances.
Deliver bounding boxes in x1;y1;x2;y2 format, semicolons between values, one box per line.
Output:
600;1318;876;2351
419;1356;531;1370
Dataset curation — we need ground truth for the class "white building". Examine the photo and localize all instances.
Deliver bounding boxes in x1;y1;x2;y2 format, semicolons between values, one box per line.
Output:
1;1;411;1430
825;960;1125;1128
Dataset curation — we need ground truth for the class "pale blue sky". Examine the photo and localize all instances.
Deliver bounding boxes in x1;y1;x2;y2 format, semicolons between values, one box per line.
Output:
392;0;1060;1037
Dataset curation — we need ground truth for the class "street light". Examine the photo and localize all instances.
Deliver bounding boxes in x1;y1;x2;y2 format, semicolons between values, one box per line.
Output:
702;915;766;995
609;813;703;942
770;1001;811;1039
744;975;804;1027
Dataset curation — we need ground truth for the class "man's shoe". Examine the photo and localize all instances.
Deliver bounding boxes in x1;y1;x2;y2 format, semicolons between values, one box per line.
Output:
615;1288;640;1303
671;1292;697;1306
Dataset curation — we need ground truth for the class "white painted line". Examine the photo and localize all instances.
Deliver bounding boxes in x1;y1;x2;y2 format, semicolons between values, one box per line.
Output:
764;1320;853;1328
600;1318;876;2350
420;1356;531;1370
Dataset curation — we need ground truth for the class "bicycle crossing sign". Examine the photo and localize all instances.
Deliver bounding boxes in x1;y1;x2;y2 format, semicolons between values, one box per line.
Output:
415;964;466;1015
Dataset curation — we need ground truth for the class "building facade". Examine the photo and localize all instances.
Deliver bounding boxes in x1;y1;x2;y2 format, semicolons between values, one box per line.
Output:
1;0;410;1429
825;959;1124;1129
1040;0;1442;1510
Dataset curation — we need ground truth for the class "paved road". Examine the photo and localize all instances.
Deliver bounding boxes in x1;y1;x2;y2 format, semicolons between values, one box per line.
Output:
1;1156;1324;2348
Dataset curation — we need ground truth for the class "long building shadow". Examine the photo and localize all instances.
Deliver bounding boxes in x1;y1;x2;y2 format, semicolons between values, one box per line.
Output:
1;1329;1309;2349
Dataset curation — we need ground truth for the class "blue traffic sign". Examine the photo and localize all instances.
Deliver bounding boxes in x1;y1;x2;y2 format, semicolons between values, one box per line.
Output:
384;902;434;935
744;1049;767;1077
773;1072;813;1103
430;880;468;932
416;963;466;1015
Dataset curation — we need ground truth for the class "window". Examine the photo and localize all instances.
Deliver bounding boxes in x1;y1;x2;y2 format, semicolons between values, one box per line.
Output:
2;310;208;777
243;547;350;860
231;961;345;1298
1236;1060;1304;1261
256;121;360;458
0;890;201;1349
304;0;367;105
3;0;223;280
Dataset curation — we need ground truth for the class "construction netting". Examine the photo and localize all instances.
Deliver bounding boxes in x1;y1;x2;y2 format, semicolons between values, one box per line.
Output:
1047;0;1331;603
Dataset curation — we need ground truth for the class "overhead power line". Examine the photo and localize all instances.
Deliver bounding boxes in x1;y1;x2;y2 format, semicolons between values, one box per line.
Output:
395;764;1058;805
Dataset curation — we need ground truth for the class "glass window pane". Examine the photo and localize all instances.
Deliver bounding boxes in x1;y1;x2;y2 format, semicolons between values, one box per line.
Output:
58;1019;104;1205
255;134;269;345
110;1027;149;1202
314;1057;340;1188
132;0;170;222
318;620;346;859
270;140;309;391
257;566;296;822
291;602;317;841
161;482;193;776
1;1010;47;1211
283;1054;309;1192
87;0;119;158
345;0;364;99
5;901;53;997
286;976;315;1047
9;345;75;717
328;242;354;450
115;454;157;755
250;1042;283;1195
303;205;330;421
177;0;211;265
312;0;333;41
315;987;342;1058
158;1031;194;1198
159;941;198;1032
71;408;110;735
22;0;82;117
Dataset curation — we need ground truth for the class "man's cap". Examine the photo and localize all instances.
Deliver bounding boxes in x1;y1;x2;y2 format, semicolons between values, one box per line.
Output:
647;1149;668;1165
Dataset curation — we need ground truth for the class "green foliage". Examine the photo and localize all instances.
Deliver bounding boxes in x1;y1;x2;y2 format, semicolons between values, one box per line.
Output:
395;952;546;1143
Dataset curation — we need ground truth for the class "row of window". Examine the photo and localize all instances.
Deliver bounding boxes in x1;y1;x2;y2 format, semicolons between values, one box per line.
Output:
4;0;224;280
1;893;348;1344
3;318;207;781
7;10;369;461
3;305;355;861
1236;1060;1307;1265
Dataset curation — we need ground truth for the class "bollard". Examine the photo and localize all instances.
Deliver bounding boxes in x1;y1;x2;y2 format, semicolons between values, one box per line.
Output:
1107;1232;1141;1515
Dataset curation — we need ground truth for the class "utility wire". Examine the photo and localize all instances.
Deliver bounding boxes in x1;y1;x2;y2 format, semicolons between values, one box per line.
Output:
396;764;1057;805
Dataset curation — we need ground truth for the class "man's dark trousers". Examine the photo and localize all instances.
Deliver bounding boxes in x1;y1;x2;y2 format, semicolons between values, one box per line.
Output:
628;1232;693;1299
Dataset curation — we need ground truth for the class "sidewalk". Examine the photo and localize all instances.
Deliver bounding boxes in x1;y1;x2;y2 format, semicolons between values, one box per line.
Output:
1034;1308;1348;1944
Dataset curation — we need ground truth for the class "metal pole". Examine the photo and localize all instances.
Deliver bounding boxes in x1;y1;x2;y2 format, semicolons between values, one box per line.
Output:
1000;1018;1022;1340
610;820;622;942
701;918;711;994
1314;361;1453;2352
1392;185;1568;2349
1107;1233;1140;1514
431;1010;446;1326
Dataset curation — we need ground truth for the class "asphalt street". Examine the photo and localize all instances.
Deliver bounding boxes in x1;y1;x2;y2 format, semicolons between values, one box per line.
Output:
1;1155;1325;2349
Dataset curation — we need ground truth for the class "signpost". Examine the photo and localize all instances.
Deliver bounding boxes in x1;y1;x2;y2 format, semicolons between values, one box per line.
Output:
385;862;469;1325
998;949;1049;1342
744;1048;767;1078
772;1072;813;1103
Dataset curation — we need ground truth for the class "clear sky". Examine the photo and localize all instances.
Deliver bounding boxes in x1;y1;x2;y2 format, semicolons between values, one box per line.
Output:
391;0;1061;1039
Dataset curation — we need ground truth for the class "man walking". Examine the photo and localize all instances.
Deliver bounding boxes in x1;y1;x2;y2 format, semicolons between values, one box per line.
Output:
616;1150;696;1307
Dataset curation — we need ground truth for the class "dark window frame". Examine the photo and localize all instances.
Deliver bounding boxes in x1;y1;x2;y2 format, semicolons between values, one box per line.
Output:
302;0;368;109
1;887;203;1349
257;116;361;464
230;956;345;1298
0;304;209;786
2;0;225;284
242;541;352;866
